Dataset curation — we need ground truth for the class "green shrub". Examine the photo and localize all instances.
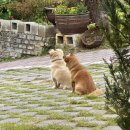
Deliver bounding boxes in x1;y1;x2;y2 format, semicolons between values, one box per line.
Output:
0;0;11;19
54;3;87;14
103;0;130;130
7;0;61;23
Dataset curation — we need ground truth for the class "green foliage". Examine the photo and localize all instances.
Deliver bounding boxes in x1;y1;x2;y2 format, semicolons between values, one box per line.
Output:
54;3;87;14
87;23;96;30
63;0;83;7
54;5;69;14
63;0;77;7
0;56;14;62
103;0;130;130
76;2;88;14
7;0;60;22
0;0;12;19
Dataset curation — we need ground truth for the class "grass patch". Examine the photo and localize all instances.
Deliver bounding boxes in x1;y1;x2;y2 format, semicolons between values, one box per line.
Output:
6;69;26;73
47;112;74;120
29;67;50;71
94;114;117;125
41;102;59;107
31;110;49;115
9;113;20;118
79;103;92;107
69;100;86;105
1;123;43;130
43;123;73;130
0;56;16;62
15;105;28;109
8;115;42;124
28;100;43;104
78;111;93;117
92;104;104;110
76;120;97;127
96;116;116;125
63;106;75;112
68;93;81;97
91;125;105;130
54;98;68;102
84;95;103;100
40;94;55;99
86;63;107;69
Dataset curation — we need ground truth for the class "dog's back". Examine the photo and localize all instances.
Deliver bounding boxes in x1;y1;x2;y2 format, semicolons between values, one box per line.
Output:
71;61;96;95
65;54;100;95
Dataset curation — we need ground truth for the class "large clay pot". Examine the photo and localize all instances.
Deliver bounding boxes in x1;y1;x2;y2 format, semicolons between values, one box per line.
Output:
55;12;91;35
44;7;55;25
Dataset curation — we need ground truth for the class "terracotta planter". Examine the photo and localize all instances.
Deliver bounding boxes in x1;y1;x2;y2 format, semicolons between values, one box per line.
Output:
81;28;104;49
55;13;91;35
44;7;55;25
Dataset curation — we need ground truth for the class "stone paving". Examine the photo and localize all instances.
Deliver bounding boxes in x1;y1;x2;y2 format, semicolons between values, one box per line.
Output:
0;57;122;130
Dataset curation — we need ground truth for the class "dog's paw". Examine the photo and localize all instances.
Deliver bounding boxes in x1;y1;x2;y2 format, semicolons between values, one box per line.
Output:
63;85;69;90
63;87;67;90
52;86;57;89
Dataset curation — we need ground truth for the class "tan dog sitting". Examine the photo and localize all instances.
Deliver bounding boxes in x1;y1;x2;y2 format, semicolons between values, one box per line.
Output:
49;49;72;89
64;53;104;96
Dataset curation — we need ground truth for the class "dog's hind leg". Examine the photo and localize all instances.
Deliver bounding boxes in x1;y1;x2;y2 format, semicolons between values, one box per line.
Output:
52;78;60;89
57;83;61;88
72;81;75;93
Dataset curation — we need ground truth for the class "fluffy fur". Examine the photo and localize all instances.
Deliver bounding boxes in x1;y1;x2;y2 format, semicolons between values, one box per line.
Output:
49;49;72;89
64;53;104;96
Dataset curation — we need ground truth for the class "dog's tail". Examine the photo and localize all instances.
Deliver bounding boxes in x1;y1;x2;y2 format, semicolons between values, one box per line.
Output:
88;88;105;96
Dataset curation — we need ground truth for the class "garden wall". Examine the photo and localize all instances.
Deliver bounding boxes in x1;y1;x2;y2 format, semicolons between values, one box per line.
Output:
0;19;56;58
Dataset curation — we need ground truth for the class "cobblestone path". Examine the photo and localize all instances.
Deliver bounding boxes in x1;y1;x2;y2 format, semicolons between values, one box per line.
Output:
0;56;122;130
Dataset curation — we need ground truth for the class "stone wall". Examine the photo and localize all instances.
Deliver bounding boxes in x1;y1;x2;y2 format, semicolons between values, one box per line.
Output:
0;19;56;58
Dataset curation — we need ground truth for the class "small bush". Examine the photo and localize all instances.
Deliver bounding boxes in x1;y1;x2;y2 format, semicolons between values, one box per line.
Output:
54;3;87;14
8;0;56;23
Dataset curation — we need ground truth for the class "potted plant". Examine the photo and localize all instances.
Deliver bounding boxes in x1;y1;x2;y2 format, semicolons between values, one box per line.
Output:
81;23;104;48
44;0;63;25
54;3;91;35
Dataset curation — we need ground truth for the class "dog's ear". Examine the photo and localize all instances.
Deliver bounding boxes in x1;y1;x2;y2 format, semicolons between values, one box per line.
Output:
67;53;73;56
63;55;66;59
48;49;54;54
64;55;70;63
70;52;74;56
64;57;69;63
56;49;64;54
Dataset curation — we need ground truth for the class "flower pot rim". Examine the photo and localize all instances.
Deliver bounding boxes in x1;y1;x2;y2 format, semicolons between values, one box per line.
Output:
55;12;89;16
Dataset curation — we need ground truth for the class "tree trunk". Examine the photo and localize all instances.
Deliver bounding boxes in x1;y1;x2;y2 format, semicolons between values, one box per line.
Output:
85;0;101;24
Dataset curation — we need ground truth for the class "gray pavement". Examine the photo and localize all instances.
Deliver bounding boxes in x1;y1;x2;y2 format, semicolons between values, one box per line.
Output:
0;49;114;70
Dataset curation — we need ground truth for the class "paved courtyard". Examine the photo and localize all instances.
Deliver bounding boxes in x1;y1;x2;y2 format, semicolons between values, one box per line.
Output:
0;49;114;70
0;49;122;130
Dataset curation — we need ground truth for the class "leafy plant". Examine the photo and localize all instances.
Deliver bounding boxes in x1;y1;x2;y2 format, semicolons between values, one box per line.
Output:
54;5;69;14
7;0;60;22
54;3;87;14
0;0;12;19
87;23;96;30
102;0;130;130
63;0;82;7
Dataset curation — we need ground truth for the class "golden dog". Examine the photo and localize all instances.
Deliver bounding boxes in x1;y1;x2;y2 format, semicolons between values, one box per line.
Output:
49;49;72;89
64;53;104;95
